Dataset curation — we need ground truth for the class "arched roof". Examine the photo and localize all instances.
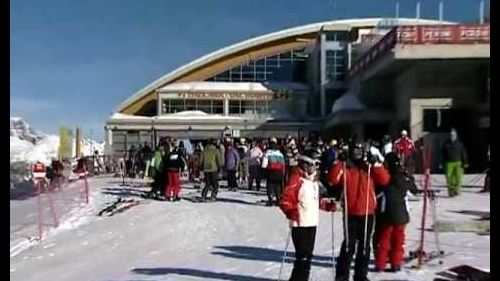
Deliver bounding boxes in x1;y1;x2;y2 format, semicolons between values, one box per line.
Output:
116;17;453;114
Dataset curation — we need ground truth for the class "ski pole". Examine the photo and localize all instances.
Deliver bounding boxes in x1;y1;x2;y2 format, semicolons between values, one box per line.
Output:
363;164;372;257
278;227;292;281
342;161;349;252
331;207;336;278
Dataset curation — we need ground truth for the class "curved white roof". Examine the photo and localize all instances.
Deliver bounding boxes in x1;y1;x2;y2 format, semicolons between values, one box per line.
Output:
116;17;454;113
159;82;272;93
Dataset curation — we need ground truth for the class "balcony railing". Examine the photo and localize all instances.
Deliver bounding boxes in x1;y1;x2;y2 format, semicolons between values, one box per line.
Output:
350;24;490;77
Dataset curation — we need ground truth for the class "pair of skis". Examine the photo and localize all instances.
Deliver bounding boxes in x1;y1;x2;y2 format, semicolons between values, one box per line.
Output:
97;197;141;217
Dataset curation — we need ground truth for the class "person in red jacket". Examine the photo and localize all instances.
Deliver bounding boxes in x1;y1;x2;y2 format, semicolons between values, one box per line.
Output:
280;149;336;281
393;130;415;176
328;143;390;281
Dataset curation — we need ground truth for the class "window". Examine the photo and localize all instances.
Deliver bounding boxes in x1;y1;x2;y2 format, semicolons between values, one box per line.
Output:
213;100;223;114
185;100;197;111
241;101;256;115
197;100;212;114
205;48;307;82
229;100;240;115
255;101;269;114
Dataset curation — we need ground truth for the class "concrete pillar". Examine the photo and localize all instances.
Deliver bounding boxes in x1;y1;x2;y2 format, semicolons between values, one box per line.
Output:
224;99;229;116
320;33;326;117
410;102;424;140
107;128;113;146
75;127;81;157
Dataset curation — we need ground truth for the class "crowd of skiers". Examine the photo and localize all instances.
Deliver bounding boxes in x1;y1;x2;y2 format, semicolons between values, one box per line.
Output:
103;128;482;281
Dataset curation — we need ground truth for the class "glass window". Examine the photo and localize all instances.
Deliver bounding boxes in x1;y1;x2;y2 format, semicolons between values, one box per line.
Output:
213;100;223;114
229;100;241;115
197;100;212;114
205;48;307;83
255;101;269;114
185;100;197;111
241;101;256;115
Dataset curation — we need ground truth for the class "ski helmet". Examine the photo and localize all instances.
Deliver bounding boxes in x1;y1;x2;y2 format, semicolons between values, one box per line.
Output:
349;142;365;162
299;148;321;175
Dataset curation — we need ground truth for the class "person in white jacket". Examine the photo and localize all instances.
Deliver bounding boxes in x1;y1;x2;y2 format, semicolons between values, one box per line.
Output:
247;140;264;190
280;149;336;281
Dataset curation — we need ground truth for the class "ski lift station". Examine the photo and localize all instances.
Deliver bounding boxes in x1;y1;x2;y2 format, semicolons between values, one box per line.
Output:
105;17;489;170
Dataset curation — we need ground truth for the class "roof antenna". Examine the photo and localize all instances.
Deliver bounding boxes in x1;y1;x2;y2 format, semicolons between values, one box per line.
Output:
438;0;444;23
329;0;336;19
416;1;421;21
479;0;485;24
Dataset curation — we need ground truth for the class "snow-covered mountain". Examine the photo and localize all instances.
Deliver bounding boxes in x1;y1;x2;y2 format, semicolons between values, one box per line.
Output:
10;117;104;165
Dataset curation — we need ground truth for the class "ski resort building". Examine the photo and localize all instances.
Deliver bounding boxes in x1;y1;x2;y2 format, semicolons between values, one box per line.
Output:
106;18;489;171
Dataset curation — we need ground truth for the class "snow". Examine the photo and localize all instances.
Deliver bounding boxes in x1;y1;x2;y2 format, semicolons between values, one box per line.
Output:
158;82;272;93
10;117;105;165
10;174;489;281
110;113;153;120
157;111;244;120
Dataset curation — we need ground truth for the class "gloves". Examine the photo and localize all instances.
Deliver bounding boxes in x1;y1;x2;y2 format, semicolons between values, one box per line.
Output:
320;198;337;212
366;152;378;164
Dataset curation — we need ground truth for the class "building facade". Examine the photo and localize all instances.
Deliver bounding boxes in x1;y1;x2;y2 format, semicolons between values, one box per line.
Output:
106;18;489;159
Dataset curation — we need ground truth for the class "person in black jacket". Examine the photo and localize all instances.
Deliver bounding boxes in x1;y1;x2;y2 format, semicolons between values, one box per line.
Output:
164;140;186;201
374;152;418;272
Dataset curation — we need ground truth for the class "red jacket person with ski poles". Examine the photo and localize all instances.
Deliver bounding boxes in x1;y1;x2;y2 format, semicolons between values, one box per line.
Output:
328;142;390;281
280;149;336;281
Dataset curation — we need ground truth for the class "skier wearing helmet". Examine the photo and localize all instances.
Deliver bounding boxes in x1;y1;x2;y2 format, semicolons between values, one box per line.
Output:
393;130;415;176
328;142;390;281
280;149;336;281
374;152;419;272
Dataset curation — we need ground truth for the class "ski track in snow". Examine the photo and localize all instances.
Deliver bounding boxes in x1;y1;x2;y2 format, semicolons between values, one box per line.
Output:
10;175;489;281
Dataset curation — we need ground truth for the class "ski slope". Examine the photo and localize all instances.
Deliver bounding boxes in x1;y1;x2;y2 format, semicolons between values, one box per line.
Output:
10;175;489;281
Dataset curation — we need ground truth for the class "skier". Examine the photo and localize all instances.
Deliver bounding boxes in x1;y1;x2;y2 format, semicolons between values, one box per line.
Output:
164;140;186;201
189;143;203;186
142;142;153;178
328;142;390;281
374;152;419;272
146;145;165;198
480;145;490;193
247;140;264;191
225;139;240;191
237;138;249;187
382;135;393;156
393;130;415;176
262;137;286;206
368;140;384;164
286;145;300;183
280;149;337;281
440;128;468;197
200;138;222;201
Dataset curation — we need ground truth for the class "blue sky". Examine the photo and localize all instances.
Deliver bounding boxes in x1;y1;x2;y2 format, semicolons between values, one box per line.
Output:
10;0;488;141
